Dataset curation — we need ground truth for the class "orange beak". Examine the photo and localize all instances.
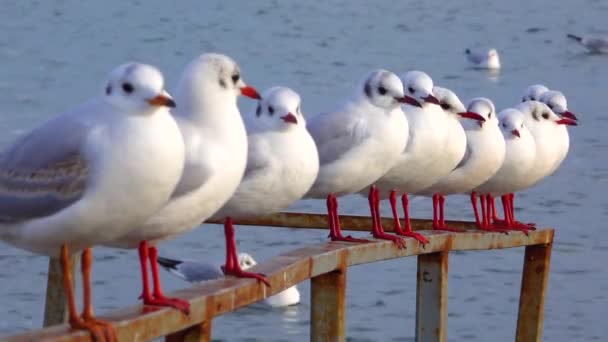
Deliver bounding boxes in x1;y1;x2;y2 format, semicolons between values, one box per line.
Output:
147;94;176;108
240;86;261;100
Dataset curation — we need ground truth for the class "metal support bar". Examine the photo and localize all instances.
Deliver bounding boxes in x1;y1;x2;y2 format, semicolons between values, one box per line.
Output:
165;320;212;342
43;255;78;327
310;254;347;342
515;243;553;342
415;252;448;342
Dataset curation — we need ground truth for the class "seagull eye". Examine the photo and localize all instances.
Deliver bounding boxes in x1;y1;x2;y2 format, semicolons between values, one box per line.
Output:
488;112;492;119
268;106;275;115
231;74;240;83
408;87;415;94
378;86;387;95
255;104;262;117
440;103;450;110
122;82;134;94
522;97;526;102
542;112;549;119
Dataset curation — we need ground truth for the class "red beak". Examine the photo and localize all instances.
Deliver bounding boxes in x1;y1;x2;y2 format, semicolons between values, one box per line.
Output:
511;129;520;137
561;111;578;121
422;94;440;105
281;112;298;124
458;111;486;122
398;95;422;107
555;118;578;126
240;86;261;100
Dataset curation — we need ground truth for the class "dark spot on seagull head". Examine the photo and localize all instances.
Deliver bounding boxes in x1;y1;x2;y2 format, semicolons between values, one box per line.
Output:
255;103;262;117
105;84;112;95
364;81;372;99
218;78;227;89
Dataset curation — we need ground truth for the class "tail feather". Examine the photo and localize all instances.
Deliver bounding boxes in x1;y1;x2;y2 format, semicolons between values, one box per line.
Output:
157;256;182;270
567;34;583;42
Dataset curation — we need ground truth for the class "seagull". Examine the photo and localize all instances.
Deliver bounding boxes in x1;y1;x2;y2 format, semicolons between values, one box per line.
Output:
0;62;184;341
474;109;537;232
157;253;301;308
209;86;319;284
306;69;412;248
539;90;578;174
418;98;506;232
521;84;549;102
492;100;578;228
371;72;456;243
104;53;259;313
567;34;608;54
411;87;486;234
465;48;501;70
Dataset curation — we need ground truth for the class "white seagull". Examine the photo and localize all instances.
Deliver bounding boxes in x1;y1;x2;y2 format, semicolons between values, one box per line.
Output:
411;86;486;234
371;72;456;243
418;98;506;232
494;100;578;228
521;84;549;102
539;90;578;175
474;108;537;232
306;69;412;248
465;48;501;70
567;34;608;54
209;86;319;283
0;63;184;341
105;53;259;313
158;253;301;308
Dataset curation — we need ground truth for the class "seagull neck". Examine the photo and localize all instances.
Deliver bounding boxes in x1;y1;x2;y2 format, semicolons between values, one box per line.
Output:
174;90;239;128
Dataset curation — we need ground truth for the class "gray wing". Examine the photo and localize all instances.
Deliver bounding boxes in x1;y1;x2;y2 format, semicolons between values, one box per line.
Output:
177;261;224;282
466;51;486;65
307;109;370;165
0;116;90;223
586;37;608;51
453;144;472;171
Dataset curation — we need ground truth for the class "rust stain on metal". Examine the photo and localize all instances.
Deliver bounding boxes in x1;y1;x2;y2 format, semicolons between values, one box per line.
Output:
4;213;554;342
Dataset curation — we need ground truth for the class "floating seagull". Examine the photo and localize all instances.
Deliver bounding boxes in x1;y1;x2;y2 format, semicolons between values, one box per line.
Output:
567;34;608;54
158;253;301;308
465;48;501;70
105;53;259;313
0;62;185;341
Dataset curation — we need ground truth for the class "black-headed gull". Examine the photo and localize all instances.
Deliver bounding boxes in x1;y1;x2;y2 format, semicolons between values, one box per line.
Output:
306;69;413;248
567;34;608;54
158;253;301;307
474;109;536;232
465;48;501;70
419;98;505;232
493;100;577;228
411;87;486;234
209;86;319;284
522;84;549;102
0;63;184;340
372;72;456;244
105;53;260;313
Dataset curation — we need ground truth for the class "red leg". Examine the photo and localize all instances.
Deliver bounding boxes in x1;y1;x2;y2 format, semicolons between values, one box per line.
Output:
389;190;405;235
81;248;117;342
369;186;405;248
470;192;482;226
222;217;270;286
433;194;465;232
475;194;509;233
327;194;369;243
393;193;429;244
146;246;190;314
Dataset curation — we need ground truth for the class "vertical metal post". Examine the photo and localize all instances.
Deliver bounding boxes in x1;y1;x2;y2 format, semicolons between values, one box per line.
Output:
516;243;552;342
43;255;78;327
310;264;347;342
415;252;449;342
165;320;212;342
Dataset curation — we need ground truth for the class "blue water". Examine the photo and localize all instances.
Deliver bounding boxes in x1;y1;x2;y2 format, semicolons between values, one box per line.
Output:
0;1;607;340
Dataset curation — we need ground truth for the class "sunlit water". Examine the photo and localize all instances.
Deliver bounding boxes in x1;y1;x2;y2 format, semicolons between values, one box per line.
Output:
0;1;607;341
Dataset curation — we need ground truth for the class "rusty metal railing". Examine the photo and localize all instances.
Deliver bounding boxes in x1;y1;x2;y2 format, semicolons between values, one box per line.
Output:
3;213;554;342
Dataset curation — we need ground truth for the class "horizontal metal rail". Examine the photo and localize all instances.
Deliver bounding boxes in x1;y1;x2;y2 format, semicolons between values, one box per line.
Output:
3;213;554;342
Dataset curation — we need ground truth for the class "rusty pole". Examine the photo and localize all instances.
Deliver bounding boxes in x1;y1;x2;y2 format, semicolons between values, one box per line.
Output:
165;321;212;342
515;242;553;342
43;255;78;327
310;261;347;342
415;252;449;342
